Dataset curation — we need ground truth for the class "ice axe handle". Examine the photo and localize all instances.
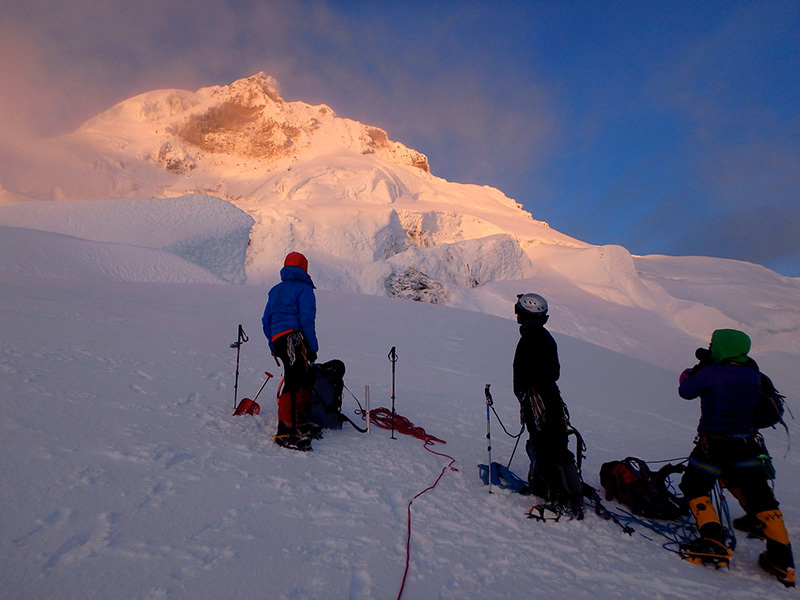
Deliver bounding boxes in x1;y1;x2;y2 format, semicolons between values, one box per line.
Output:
251;371;273;402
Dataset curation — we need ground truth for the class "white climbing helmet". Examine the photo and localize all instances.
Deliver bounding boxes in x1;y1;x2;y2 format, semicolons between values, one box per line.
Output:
515;293;548;316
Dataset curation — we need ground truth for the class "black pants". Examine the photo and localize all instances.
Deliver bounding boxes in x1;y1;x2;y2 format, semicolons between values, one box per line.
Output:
680;433;778;514
273;332;313;427
521;390;581;504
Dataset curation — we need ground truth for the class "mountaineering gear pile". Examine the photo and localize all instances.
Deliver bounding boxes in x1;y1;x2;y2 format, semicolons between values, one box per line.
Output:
600;457;688;521
677;328;795;585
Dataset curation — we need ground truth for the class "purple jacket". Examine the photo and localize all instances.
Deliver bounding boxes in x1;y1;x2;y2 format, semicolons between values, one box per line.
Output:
678;363;760;435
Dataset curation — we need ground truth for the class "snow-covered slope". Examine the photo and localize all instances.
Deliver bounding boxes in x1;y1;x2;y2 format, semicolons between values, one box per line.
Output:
0;225;224;284
0;195;253;283
1;236;797;599
0;73;798;369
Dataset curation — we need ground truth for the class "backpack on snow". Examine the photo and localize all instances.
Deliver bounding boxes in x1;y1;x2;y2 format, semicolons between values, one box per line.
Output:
753;373;787;430
599;457;689;521
310;359;346;429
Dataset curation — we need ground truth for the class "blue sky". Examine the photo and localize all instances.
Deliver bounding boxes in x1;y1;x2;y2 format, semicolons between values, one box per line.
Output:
2;1;798;275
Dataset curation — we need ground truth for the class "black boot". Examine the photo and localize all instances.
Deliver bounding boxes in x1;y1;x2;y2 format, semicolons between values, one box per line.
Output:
759;542;795;588
297;421;323;440
733;513;765;540
274;422;312;452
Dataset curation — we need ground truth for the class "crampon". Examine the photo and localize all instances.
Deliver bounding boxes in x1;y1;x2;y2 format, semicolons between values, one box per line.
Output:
759;552;796;588
274;432;312;452
678;537;733;569
526;503;583;522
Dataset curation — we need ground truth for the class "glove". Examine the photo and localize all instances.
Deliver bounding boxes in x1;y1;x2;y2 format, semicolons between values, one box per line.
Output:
679;368;692;385
307;349;317;364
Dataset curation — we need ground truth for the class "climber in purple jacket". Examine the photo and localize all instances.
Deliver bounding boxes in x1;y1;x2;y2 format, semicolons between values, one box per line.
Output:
677;329;794;587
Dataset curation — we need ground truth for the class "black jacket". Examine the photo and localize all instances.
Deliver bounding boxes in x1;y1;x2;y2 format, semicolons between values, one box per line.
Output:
513;318;561;400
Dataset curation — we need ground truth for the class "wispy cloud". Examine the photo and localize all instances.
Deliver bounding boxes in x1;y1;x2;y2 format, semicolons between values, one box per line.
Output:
0;1;561;189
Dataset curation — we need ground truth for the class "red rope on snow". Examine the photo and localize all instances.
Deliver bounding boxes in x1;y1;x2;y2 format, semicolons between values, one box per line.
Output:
364;407;458;600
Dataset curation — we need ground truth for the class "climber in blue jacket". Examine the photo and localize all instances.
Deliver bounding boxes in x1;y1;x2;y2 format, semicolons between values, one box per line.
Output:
262;251;320;450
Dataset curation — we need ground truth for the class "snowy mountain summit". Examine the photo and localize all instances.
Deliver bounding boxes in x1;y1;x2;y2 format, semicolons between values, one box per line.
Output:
82;72;430;176
0;73;798;366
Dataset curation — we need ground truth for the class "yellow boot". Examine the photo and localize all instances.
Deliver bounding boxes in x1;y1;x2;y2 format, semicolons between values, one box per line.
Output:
680;497;732;567
757;509;795;588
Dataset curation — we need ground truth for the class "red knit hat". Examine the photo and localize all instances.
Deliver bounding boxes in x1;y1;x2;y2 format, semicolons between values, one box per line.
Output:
284;251;309;272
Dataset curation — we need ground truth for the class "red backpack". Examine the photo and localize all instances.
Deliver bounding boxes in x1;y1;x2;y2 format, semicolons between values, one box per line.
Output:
600;457;688;521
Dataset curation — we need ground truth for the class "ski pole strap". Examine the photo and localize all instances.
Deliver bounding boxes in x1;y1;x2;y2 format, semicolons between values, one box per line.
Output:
230;324;249;348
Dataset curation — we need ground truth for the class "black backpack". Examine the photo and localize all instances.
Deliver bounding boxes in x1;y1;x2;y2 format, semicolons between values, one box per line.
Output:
600;457;688;521
310;359;346;429
753;373;787;430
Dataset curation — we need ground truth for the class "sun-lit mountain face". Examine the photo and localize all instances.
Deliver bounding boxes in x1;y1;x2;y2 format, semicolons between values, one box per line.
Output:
80;72;430;175
0;73;581;297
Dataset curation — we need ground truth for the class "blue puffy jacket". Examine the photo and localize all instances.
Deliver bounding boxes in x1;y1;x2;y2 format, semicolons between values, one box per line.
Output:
678;363;760;435
262;265;318;353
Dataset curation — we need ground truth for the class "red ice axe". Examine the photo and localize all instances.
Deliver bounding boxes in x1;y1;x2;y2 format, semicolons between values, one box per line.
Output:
233;371;273;416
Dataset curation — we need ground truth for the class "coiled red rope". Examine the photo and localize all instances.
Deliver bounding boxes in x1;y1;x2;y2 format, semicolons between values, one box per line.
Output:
363;407;458;600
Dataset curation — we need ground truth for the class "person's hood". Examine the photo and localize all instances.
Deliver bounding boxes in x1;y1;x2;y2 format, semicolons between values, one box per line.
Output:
710;329;751;363
284;251;308;272
280;265;315;287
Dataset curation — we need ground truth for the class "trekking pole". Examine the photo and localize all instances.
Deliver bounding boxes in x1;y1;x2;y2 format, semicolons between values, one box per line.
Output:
485;384;493;494
365;385;371;434
230;324;249;411
388;346;398;440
